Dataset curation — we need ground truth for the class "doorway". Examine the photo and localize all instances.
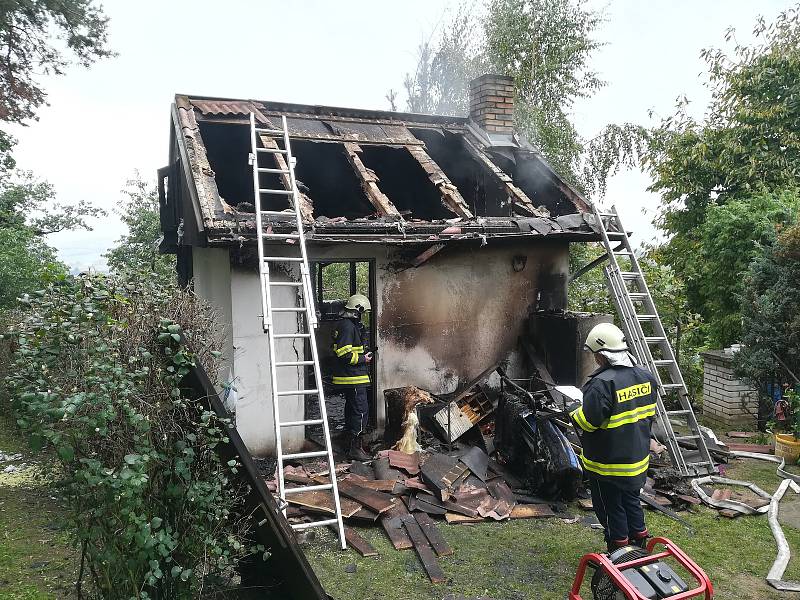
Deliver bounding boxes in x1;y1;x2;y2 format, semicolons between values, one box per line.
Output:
306;260;377;441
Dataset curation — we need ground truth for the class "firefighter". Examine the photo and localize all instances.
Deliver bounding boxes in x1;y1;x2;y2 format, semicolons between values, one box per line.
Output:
569;322;657;551
332;293;373;460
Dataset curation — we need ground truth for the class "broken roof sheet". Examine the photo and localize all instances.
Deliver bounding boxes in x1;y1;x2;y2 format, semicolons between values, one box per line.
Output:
164;94;604;247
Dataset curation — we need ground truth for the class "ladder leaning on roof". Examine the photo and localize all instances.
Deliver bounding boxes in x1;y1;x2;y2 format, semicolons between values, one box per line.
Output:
591;203;716;477
248;112;346;549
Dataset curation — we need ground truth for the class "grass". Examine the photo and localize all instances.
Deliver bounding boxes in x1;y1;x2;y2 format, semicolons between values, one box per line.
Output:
0;414;78;600
305;458;800;600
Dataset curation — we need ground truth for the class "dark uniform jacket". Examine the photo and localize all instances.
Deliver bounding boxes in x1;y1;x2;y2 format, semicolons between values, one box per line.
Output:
570;364;658;490
331;317;370;385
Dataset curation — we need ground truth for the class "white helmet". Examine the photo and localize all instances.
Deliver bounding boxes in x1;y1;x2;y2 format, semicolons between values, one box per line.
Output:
345;293;371;313
584;322;628;353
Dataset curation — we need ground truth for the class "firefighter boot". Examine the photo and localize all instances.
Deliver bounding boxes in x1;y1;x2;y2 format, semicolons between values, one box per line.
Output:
348;435;370;461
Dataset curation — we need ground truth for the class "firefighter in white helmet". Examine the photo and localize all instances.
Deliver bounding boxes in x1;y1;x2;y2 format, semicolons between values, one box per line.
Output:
332;293;373;460
569;322;658;551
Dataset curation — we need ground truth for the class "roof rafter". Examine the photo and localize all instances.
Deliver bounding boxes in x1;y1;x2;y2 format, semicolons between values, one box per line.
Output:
258;134;314;222
405;145;473;219
342;142;402;219
460;137;544;217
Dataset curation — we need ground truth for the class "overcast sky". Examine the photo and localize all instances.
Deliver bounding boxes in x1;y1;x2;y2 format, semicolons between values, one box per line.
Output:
4;0;794;270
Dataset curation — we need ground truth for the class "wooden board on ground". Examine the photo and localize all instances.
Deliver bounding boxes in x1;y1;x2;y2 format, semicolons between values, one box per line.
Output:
727;442;773;454
676;494;702;506
413;512;453;557
510;504;556;519
286;490;362;518
445;512;484;524
380;501;413;550
347;506;379;523
719;509;741;519
577;498;593;511
331;525;378;557
338;479;396;514
402;515;447;583
345;476;397;492
728;431;757;439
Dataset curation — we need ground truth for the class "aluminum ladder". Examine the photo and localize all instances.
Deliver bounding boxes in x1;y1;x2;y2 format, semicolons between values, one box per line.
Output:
248;112;346;549
592;203;715;477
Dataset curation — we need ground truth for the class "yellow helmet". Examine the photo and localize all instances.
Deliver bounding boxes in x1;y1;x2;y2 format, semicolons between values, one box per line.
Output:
345;293;371;312
584;322;628;353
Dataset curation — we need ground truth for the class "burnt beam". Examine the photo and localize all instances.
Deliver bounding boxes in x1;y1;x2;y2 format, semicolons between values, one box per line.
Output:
405;145;474;219
568;243;624;282
461;137;541;216
258;134;314;221
342;142;402;218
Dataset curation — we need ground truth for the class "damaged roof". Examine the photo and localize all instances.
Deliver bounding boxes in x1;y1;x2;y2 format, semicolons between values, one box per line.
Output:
160;94;607;249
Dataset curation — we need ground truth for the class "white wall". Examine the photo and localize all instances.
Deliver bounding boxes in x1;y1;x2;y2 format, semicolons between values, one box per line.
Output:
192;247;234;379
230;264;308;456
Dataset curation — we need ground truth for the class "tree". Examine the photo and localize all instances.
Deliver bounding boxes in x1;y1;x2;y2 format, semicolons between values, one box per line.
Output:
401;0;607;184
1;0;113;124
645;6;800;343
105;176;174;279
736;222;800;391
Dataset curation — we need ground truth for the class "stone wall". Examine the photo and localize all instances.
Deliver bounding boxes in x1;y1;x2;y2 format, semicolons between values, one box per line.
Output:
701;350;758;429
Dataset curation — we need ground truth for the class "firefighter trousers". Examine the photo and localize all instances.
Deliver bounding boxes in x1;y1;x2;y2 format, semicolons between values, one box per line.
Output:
342;385;369;436
589;477;648;551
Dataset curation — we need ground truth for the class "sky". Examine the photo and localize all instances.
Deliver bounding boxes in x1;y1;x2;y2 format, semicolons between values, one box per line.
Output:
5;0;795;270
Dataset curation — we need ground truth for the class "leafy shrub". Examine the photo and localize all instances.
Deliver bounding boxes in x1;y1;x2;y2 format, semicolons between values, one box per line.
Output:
3;272;263;599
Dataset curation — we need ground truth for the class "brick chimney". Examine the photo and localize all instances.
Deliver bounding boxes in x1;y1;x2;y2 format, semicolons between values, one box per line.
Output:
469;74;515;134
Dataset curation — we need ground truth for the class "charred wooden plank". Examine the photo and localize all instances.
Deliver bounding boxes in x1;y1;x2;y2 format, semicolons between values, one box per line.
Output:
345;474;397;492
401;515;447;583
330;525;379;557
337;479;396;514
413;512;453;557
285;490;362;518
380;502;414;550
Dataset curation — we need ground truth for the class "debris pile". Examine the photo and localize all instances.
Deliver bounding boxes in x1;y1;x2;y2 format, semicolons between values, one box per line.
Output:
269;447;556;581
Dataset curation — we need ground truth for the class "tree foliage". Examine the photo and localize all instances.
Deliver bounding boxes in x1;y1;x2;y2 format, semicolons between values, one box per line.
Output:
3;273;262;598
0;0;113;123
736;222;800;389
645;6;800;345
105;176;174;279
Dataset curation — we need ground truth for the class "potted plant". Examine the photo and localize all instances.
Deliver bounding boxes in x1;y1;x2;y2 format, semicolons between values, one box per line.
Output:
775;389;800;462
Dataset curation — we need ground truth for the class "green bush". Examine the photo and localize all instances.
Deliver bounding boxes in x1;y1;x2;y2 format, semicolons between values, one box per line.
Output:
2;272;264;599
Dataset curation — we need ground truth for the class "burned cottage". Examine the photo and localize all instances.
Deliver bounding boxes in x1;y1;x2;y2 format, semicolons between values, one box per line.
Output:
158;74;619;457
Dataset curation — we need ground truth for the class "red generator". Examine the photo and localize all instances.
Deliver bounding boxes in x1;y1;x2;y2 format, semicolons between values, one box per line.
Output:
569;537;713;600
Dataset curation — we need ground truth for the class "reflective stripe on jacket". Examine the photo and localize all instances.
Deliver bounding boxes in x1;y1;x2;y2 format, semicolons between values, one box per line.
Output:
331;317;370;386
571;364;657;489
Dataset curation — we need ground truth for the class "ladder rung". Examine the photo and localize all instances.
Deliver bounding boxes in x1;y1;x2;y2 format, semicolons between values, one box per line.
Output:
259;188;294;195
262;233;300;239
667;410;690;416
688;461;714;467
661;383;684;389
264;256;304;262
598;212;616;217
654;360;674;366
275;360;315;367
629;293;648;299
291;518;339;531
273;333;311;339
270;281;303;287
284;483;333;494
636;314;658;320
255;127;284;135
645;336;666;343
283;449;327;459
280;419;324;427
277;389;319;397
257;147;288;154
614;251;633;256
257;167;291;174
675;435;701;442
272;307;307;313
620;272;641;279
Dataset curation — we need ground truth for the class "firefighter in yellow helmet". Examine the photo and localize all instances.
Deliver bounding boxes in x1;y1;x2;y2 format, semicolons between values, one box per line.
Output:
331;294;373;460
569;322;657;551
